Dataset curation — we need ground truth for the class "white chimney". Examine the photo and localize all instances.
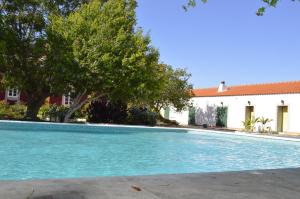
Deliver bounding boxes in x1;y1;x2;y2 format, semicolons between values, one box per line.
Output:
218;81;227;93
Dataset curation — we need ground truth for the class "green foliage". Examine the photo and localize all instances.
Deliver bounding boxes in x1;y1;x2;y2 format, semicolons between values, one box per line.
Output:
183;0;207;11
256;7;266;16
151;64;193;113
216;107;227;127
0;101;27;120
0;0;88;119
243;116;273;133
258;117;273;133
38;104;51;120
52;0;159;98
50;0;163;122
1;0;193;122
87;99;128;124
73;103;90;119
242;117;259;132
39;102;88;121
40;104;69;122
242;119;252;132
128;107;157;126
184;0;299;15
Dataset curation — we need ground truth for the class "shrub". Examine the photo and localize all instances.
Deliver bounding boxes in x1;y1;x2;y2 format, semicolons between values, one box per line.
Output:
39;104;69;122
39;102;88;122
38;104;51;120
49;105;69;122
10;103;27;119
0;101;27;120
242;117;259;132
0;101;7;118
128;107;157;126
87;99;128;124
258;117;273;133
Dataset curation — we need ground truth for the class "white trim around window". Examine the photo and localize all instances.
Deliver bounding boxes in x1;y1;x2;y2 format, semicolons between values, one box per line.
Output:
62;93;73;106
6;88;19;99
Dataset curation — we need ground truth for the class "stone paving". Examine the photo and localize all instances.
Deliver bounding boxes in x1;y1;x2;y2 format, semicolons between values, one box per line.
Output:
0;168;300;199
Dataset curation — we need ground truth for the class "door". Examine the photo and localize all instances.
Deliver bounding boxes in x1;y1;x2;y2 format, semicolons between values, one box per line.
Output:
245;106;254;121
277;106;288;132
282;106;288;132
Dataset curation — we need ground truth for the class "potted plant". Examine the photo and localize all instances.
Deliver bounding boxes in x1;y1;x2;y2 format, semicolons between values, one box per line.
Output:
242;117;259;132
258;117;273;133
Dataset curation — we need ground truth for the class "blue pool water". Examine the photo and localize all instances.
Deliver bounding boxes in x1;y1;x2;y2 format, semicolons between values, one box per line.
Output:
0;121;300;180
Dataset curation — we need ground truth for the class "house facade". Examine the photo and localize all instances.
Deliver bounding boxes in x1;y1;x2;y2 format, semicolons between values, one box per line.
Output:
0;89;72;106
163;81;300;133
0;88;28;104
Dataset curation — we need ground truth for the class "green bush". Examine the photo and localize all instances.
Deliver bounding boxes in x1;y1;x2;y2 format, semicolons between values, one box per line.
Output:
128;107;157;126
242;117;259;132
39;103;88;122
39;104;69;122
38;104;51;120
50;105;69;122
0;101;27;120
0;101;7;118
87;99;128;124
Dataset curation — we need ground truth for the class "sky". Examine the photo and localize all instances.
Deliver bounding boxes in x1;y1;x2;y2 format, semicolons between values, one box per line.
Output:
136;0;300;88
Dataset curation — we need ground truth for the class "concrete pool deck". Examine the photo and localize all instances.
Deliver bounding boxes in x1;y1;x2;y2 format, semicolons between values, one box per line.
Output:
1;168;300;199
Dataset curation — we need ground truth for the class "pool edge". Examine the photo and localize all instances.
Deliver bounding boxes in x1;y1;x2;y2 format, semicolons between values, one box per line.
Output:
1;119;300;142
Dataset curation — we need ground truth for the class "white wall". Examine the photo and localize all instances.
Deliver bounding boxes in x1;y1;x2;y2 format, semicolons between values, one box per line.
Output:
166;94;300;133
161;108;189;126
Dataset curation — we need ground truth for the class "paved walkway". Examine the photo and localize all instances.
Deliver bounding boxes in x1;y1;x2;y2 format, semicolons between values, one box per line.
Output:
0;168;300;199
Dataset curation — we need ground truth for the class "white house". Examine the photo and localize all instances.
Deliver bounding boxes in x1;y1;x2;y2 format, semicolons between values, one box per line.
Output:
163;81;300;133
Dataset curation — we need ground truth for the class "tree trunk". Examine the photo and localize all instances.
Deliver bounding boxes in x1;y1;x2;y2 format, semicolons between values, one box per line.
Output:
63;92;103;123
63;99;87;123
25;93;48;121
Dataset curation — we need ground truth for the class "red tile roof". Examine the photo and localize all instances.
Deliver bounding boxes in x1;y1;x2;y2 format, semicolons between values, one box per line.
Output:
192;81;300;97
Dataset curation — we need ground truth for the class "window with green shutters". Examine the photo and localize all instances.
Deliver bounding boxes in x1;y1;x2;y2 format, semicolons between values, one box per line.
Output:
216;107;228;127
188;106;196;125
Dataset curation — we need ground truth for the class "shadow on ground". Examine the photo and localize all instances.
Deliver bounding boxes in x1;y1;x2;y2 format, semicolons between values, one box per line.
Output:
31;191;86;199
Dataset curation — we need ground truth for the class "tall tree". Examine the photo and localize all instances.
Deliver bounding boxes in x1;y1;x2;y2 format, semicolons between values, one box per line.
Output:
0;0;88;120
51;0;161;122
150;64;193;114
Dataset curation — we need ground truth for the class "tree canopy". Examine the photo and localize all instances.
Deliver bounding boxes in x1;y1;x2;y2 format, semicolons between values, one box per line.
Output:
150;64;193;113
0;0;88;119
51;0;165;121
0;0;194;122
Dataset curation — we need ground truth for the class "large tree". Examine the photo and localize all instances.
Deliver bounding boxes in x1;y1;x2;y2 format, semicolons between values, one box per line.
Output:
184;0;299;15
0;0;88;120
150;64;193;114
51;0;162;122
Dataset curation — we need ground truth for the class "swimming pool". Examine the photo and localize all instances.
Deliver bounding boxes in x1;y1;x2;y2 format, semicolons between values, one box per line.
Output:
0;121;300;180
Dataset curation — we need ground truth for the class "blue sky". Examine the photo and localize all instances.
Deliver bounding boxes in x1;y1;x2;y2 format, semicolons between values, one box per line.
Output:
136;0;300;88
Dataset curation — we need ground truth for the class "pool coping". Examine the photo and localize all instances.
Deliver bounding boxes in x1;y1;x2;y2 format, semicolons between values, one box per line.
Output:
1;119;300;142
1;168;300;199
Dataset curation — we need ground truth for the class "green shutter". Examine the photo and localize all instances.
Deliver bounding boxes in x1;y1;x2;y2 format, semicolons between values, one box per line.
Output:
216;107;228;127
188;107;196;125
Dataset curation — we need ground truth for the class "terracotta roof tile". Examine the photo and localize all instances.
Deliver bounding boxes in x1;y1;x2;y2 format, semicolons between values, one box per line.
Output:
192;81;300;97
